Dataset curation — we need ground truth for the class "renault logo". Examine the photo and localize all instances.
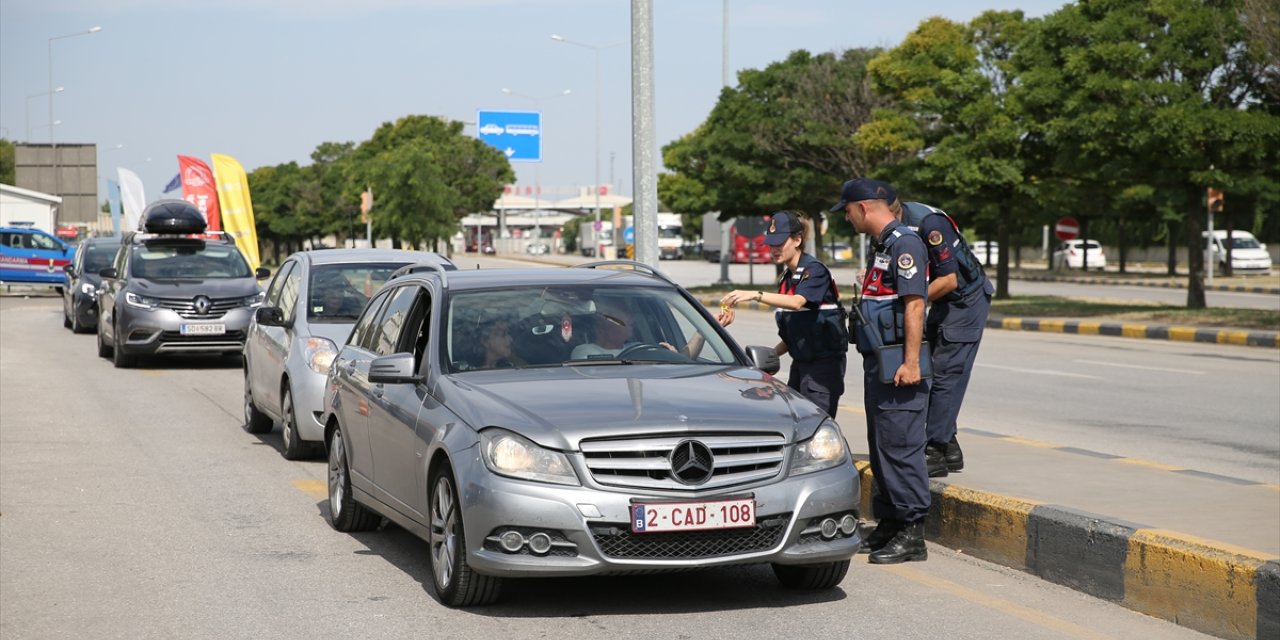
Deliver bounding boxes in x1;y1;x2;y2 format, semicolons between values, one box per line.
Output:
669;440;714;485
193;296;212;315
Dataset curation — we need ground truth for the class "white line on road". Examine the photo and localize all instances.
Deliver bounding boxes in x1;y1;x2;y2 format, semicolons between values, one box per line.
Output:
1072;359;1206;375
976;363;1102;379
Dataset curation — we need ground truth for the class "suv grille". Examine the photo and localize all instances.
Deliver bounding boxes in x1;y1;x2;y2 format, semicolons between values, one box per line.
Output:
589;513;791;559
154;296;243;319
580;433;787;491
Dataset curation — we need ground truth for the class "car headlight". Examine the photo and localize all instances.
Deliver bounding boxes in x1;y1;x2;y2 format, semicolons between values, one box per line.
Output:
242;291;266;308
125;292;159;309
789;422;849;476
480;429;579;486
80;282;97;295
304;337;339;375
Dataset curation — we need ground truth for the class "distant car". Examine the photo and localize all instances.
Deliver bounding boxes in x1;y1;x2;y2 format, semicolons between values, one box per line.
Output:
468;240;495;254
970;240;1000;266
95;200;270;368
321;261;862;607
1204;230;1272;275
826;242;854;262
525;242;550;255
242;248;454;459
0;226;75;291
1052;239;1106;271
62;236;122;333
479;123;504;135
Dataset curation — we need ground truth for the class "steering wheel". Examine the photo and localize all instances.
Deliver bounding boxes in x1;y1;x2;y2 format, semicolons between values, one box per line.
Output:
615;342;690;363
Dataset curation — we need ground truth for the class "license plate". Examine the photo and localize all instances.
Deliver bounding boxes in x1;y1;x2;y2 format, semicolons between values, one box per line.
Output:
631;497;755;534
181;323;226;336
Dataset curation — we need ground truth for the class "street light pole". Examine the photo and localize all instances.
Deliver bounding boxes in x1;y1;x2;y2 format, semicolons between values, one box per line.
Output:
551;34;623;258
26;87;64;142
48;25;101;210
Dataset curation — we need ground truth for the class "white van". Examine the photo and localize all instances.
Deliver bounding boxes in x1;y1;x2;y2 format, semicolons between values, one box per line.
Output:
1203;230;1272;275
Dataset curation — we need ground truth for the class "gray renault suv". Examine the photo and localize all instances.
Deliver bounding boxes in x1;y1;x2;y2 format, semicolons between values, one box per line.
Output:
322;260;863;607
96;200;269;368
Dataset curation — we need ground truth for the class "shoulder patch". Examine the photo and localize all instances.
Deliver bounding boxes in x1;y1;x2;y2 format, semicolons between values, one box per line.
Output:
927;230;943;246
897;253;915;270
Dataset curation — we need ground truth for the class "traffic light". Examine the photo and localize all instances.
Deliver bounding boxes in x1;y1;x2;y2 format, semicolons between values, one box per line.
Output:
1207;188;1224;214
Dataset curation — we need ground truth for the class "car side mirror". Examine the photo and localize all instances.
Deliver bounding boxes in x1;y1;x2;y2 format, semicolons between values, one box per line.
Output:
98;267;118;279
255;306;287;327
255;267;271;280
368;352;421;384
745;345;781;375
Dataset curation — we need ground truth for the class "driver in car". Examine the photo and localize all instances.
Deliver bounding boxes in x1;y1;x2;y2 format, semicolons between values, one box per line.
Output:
571;299;634;359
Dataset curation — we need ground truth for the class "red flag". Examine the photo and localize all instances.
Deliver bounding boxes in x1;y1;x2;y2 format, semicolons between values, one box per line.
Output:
178;155;222;230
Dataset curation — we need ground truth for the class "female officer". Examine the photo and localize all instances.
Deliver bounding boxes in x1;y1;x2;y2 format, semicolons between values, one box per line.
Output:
719;210;849;418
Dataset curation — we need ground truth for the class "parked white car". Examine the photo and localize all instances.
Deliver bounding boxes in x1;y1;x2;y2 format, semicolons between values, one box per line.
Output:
1053;239;1106;271
970;240;1000;266
1204;230;1272;275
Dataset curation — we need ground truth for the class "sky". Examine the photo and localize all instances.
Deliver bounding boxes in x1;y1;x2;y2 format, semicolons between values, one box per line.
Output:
1;0;1070;207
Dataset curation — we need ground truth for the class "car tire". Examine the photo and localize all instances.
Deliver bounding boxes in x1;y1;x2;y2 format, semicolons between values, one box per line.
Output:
771;560;850;590
327;425;379;532
96;319;111;358
243;371;273;434
428;463;502;607
63;307;72;329
280;386;315;460
111;323;136;369
69;307;85;334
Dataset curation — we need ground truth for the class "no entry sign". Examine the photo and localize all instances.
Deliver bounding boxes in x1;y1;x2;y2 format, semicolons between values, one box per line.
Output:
1055;217;1080;241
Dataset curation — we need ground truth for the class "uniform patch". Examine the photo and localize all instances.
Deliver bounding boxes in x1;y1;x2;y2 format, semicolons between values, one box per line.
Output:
927;230;943;246
901;266;918;279
897;253;915;270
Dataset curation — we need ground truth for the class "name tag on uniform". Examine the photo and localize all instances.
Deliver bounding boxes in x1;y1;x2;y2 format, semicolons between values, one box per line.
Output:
873;254;890;270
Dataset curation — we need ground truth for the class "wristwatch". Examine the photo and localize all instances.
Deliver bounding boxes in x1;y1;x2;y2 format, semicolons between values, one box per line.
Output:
755;291;764;302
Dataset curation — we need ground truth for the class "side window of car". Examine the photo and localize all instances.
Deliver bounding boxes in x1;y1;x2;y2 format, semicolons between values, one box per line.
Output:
351;290;391;350
30;232;61;251
264;261;294;307
398;289;433;371
278;266;302;323
372;286;421;356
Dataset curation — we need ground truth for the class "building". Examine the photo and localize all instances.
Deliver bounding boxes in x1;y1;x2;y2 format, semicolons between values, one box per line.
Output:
0;184;62;234
13;143;99;224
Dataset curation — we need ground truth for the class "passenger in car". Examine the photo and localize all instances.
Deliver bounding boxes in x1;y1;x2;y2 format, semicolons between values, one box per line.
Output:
476;319;526;369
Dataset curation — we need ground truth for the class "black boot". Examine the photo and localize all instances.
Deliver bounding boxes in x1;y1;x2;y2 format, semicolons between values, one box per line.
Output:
869;520;927;564
856;518;902;554
925;443;949;478
945;435;964;472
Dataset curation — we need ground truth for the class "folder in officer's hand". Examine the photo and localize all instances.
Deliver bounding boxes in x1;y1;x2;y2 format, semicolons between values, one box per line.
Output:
876;343;933;385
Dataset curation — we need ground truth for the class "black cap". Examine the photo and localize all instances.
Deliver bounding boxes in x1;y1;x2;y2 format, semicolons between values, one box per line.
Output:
764;211;801;246
829;178;897;212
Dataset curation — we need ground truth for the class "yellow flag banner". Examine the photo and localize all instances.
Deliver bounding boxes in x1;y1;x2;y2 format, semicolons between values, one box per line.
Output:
210;153;261;270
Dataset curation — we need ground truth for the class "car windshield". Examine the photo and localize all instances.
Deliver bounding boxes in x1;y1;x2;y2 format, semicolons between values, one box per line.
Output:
131;241;251;279
1229;236;1261;249
83;244;121;271
444;284;738;372
308;263;405;322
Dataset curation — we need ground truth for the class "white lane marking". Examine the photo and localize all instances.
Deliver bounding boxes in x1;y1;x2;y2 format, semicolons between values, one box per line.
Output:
975;363;1102;379
1072;359;1206;375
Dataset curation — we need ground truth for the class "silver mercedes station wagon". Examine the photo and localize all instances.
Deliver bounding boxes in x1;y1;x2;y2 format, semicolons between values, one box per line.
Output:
322;261;863;606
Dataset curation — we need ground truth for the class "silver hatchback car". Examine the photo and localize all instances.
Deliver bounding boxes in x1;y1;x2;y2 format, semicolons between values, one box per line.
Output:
242;248;454;459
322;261;863;607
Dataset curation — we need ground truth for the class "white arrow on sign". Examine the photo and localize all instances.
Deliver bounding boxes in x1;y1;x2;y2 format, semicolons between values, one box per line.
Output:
504;147;516;157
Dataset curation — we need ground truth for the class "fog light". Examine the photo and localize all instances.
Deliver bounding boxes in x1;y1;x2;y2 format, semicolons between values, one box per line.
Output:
820;518;838;539
527;532;552;555
839;514;857;536
499;531;525;553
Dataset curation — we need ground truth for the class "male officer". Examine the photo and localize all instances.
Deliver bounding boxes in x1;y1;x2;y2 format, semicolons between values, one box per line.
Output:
831;178;931;564
892;198;994;477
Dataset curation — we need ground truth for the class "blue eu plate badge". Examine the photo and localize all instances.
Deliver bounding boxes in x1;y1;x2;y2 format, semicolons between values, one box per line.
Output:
633;505;647;532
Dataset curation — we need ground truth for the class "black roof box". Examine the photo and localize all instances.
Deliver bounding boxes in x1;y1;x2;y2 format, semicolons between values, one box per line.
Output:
141;199;207;234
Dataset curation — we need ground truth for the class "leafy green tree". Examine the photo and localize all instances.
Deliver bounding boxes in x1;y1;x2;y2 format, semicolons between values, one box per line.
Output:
0;138;14;185
1016;0;1280;307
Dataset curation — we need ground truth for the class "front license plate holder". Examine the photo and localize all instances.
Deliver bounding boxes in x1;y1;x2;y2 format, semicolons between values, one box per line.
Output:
181;323;226;336
630;496;756;534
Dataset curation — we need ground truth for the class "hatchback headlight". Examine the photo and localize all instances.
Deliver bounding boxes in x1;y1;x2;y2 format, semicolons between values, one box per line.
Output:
125;292;159;309
80;282;97;295
790;422;849;476
480;429;579;486
304;337;339;375
242;291;266;308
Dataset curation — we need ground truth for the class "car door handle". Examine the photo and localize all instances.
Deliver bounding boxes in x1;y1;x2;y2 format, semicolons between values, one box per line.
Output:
343;361;356;375
372;384;384;399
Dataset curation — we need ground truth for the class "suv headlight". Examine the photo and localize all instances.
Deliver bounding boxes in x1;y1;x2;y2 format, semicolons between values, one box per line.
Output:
480;429;579;486
304;337;338;375
789;422;849;476
125;292;159;309
242;291;266;308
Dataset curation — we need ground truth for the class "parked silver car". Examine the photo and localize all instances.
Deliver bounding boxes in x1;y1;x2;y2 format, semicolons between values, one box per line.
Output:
242;248;454;459
322;261;863;606
63;236;121;333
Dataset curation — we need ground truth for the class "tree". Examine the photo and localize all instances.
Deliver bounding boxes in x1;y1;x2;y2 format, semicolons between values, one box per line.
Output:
1016;0;1280;307
0;138;14;185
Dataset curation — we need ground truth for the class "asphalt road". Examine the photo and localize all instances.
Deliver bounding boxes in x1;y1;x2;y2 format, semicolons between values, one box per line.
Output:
0;293;1214;640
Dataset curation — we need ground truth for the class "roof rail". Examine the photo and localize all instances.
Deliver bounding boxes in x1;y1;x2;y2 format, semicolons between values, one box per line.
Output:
389;261;453;288
574;259;677;287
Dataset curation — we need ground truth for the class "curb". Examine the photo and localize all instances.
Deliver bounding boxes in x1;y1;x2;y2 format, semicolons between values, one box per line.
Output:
988;316;1280;349
1013;273;1280;295
853;460;1280;640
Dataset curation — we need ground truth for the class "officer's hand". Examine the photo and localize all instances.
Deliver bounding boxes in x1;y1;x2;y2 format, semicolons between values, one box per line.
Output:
720;290;755;307
716;307;735;327
894;362;922;387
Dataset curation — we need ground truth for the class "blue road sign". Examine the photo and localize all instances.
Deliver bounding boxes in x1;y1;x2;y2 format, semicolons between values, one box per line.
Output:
476;110;542;163
624;226;634;244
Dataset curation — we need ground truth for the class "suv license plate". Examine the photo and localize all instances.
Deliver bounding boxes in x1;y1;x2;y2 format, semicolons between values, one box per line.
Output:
181;323;226;336
631;498;755;534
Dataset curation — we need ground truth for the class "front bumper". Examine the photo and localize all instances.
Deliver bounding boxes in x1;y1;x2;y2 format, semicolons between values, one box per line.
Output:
116;305;254;356
72;291;100;328
454;455;862;578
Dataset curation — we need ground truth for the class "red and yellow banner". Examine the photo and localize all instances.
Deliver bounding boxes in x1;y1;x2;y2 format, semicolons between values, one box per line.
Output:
211;153;260;270
178;155;222;231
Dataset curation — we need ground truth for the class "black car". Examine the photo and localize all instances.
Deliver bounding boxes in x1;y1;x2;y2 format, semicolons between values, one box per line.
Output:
62;236;122;333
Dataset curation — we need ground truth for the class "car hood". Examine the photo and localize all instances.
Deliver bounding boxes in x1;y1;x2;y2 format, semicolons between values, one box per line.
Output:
436;365;830;451
1227;248;1270;260
304;322;356;347
130;277;261;298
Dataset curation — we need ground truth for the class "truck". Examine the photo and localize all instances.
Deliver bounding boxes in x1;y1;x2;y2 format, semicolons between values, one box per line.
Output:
700;215;771;264
578;219;614;257
656;213;684;260
582;214;684;260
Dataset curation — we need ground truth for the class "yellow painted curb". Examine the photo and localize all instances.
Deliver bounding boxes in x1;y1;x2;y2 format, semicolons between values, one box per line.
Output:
934;485;1040;571
1076;321;1102;335
1167;326;1198;343
1218;330;1251;346
1121;323;1148;338
1037;319;1065;333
